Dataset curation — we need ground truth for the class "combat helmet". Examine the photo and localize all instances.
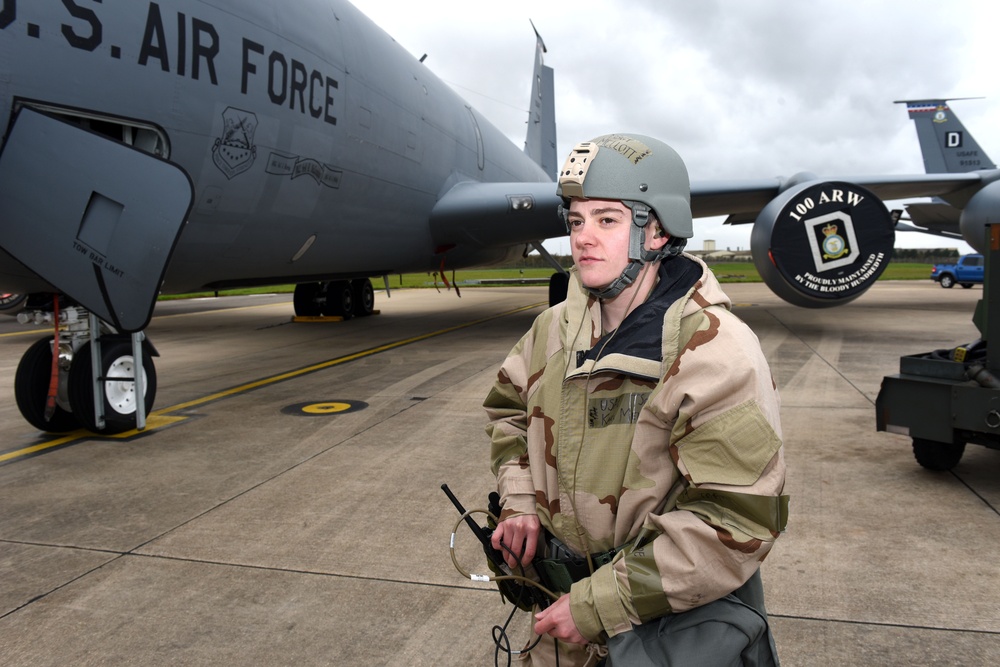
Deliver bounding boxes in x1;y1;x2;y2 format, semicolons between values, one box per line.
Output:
557;133;692;299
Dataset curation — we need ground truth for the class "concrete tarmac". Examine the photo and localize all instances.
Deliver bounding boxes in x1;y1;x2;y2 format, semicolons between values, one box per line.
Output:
0;281;998;666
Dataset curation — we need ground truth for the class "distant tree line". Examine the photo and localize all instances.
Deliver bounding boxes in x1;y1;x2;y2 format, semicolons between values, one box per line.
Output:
501;247;961;269
889;247;960;263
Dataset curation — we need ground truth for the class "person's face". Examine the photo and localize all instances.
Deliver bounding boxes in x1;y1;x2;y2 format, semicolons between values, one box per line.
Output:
568;198;633;291
568;196;679;293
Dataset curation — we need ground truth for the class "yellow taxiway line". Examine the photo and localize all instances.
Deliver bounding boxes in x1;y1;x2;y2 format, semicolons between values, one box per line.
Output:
1;301;545;464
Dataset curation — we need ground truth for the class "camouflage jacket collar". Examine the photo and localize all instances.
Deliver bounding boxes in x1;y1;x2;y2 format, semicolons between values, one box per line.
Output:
565;255;708;380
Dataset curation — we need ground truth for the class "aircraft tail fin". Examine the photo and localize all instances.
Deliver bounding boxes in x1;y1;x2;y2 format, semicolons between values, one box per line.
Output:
524;21;557;180
895;98;995;173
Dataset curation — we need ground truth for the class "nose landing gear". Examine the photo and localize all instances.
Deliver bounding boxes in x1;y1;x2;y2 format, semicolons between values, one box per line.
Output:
68;334;157;434
14;303;158;435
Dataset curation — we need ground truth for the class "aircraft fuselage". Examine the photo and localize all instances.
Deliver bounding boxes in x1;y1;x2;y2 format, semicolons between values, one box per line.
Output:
0;0;558;294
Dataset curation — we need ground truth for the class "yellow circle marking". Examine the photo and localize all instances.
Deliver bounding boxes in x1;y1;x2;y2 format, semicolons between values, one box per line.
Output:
302;402;353;415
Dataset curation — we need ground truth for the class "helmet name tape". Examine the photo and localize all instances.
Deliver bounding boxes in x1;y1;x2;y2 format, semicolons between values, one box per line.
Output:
591;134;652;165
558;141;599;199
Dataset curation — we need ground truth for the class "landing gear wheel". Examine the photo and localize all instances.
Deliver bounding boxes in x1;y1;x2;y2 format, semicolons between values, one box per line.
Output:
294;282;324;317
14;337;80;433
549;272;569;307
324;280;354;319
68;340;157;435
912;438;965;471
0;292;27;316
352;278;375;316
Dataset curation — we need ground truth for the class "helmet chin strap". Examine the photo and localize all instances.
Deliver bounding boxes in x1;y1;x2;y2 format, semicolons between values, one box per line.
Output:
585;259;644;300
583;202;660;300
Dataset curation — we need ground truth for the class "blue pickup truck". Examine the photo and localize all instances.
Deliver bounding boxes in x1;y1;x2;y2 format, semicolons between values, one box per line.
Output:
930;254;984;288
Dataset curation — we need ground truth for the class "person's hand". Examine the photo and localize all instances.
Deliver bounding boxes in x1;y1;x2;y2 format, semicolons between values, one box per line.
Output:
534;594;588;645
490;514;541;570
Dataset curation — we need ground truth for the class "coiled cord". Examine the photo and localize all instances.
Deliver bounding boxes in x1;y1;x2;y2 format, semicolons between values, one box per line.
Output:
449;509;560;666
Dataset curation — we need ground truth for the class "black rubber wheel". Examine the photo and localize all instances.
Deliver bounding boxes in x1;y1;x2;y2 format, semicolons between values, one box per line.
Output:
912;438;965;471
323;280;354;319
14;337;80;433
293;283;324;317
549;272;569;307
939;274;955;289
68;340;157;434
0;292;27;316
352;279;375;316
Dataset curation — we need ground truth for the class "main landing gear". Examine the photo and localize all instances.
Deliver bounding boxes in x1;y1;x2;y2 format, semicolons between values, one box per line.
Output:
14;297;157;435
528;241;570;307
293;278;376;319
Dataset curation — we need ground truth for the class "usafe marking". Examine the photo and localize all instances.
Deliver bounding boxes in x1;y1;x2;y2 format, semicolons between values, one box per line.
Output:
1;0;340;126
0;301;546;465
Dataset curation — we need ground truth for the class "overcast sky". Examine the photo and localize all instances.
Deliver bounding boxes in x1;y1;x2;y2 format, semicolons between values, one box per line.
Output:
349;0;995;255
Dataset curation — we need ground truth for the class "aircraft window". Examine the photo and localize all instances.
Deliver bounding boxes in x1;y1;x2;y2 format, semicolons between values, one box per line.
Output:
466;107;485;171
14;102;169;158
359;106;372;129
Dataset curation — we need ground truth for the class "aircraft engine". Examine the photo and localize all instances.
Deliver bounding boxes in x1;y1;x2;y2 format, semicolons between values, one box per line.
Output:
750;180;895;308
959;180;1000;255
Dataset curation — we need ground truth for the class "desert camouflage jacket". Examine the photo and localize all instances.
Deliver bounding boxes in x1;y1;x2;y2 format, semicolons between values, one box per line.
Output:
484;254;787;641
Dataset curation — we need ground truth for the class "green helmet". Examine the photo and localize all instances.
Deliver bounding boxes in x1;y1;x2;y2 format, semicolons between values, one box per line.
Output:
557;134;692;299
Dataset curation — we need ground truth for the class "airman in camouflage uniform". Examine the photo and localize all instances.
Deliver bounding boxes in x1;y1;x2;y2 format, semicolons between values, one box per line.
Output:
484;134;787;666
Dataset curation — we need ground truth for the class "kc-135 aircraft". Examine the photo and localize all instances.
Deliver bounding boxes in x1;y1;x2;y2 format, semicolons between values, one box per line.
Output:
1;0;999;436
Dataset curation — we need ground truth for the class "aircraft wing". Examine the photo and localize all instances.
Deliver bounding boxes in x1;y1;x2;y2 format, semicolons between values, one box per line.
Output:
848;172;985;205
684;167;1000;309
691;179;782;220
691;172;984;222
428;172;985;260
899;202;963;237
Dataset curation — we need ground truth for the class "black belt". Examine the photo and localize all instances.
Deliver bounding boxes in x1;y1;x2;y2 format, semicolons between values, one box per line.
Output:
536;539;623;594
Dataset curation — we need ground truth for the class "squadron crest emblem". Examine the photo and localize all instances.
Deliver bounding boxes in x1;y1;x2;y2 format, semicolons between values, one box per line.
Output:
820;222;848;260
212;107;258;179
805;211;857;271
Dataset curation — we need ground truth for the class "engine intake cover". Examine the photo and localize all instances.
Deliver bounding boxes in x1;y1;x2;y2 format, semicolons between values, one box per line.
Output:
751;180;895;308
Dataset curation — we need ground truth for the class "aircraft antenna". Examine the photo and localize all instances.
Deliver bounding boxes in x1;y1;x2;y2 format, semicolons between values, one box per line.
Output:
530;20;547;54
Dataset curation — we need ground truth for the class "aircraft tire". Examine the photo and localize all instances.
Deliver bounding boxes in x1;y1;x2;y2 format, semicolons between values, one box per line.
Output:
14;337;80;433
0;292;27;316
68;340;157;435
549;272;569;307
294;283;324;317
352;279;375;316
939;274;955;289
323;280;354;320
912;438;964;471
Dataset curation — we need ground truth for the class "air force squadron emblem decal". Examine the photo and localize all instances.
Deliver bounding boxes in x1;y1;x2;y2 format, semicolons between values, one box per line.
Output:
806;211;859;271
820;220;848;259
212;107;258;179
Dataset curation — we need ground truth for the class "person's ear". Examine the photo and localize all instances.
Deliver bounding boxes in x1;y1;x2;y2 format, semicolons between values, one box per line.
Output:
648;222;669;250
